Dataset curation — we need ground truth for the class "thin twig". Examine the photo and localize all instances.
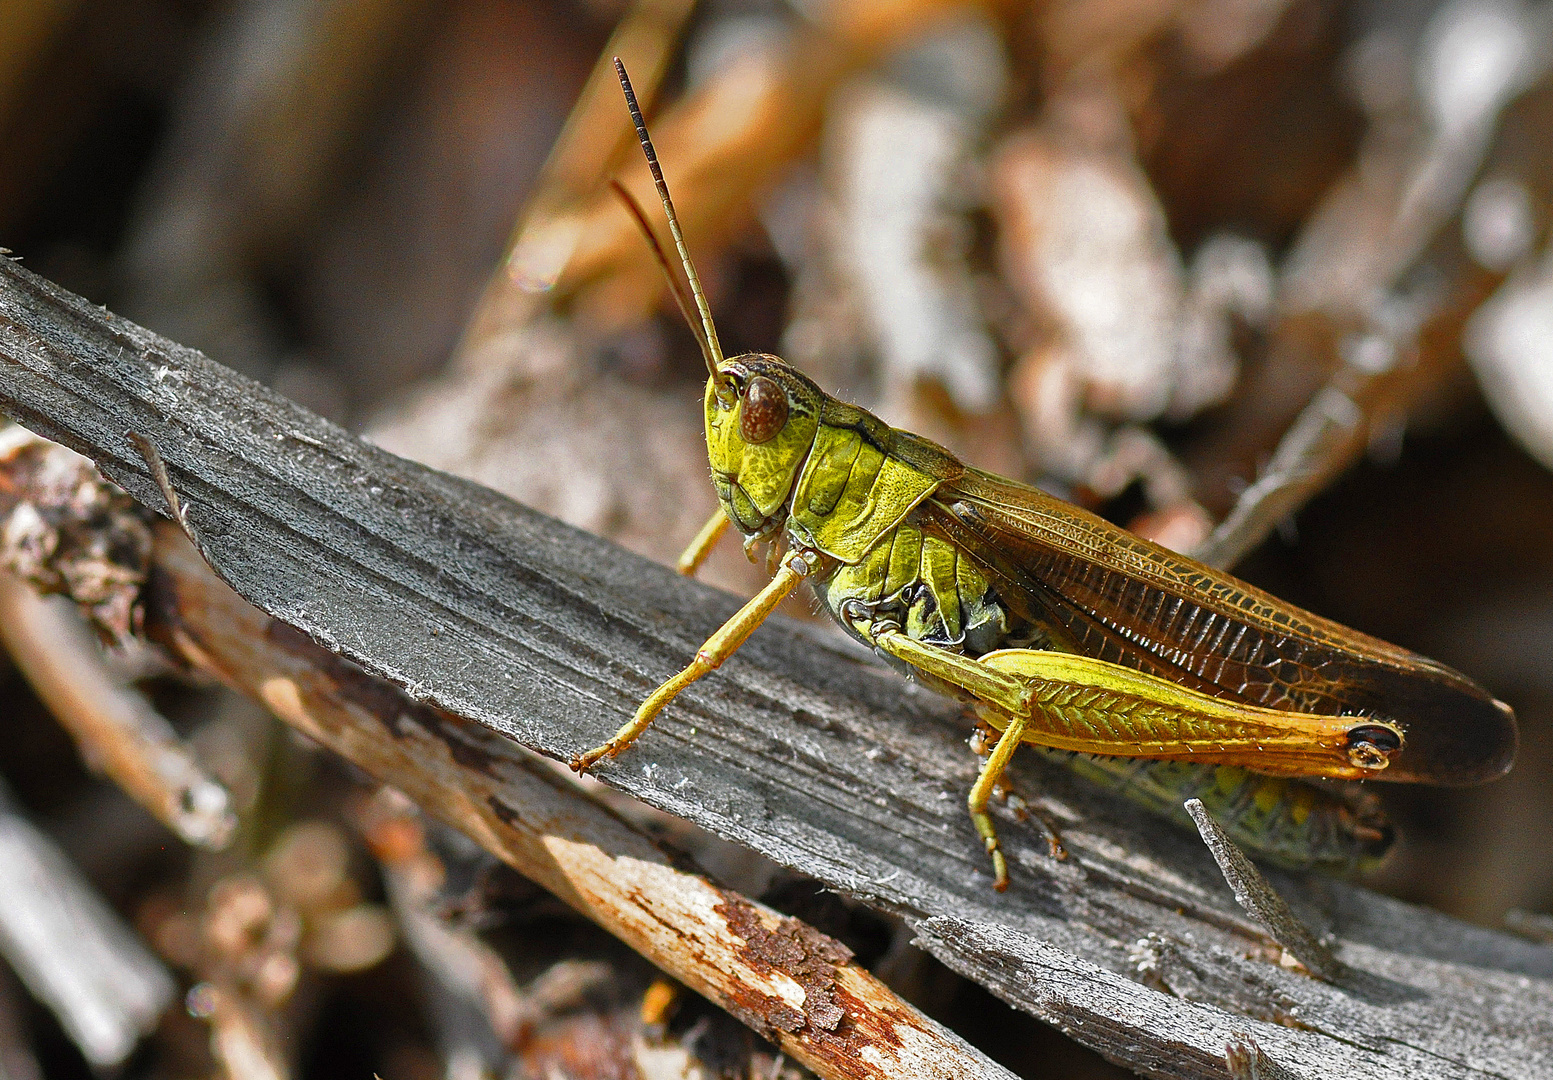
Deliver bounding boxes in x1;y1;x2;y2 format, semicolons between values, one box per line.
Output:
0;575;234;848
1184;799;1344;982
1194;10;1552;569
0;782;175;1067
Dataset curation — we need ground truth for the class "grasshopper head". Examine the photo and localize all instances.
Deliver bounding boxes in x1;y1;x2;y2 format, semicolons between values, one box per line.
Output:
705;354;822;541
600;67;821;542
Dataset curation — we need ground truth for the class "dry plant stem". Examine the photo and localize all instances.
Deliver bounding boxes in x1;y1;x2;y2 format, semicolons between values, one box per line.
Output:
1183;799;1343;982
476;0;1002;346
0;573;235;848
0;784;175;1068
365;797;539;1054
483;0;698;307
1192;45;1545;566
1190;303;1491;571
203;984;288;1080
149;529;1008;1080
5;258;1553;1079
1191;349;1379;571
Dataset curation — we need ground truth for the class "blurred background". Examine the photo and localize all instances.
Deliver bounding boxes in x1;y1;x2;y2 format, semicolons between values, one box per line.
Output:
2;0;1553;1076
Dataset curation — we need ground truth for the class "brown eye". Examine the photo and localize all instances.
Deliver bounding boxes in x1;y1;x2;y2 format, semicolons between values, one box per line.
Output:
739;376;788;444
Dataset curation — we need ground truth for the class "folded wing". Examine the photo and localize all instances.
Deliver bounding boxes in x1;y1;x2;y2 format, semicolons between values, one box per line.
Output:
916;467;1515;785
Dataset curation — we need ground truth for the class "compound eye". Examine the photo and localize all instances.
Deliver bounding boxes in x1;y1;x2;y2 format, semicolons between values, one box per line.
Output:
739;376;788;444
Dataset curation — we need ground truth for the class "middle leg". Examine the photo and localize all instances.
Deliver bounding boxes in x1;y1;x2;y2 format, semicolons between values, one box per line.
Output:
969;711;1030;891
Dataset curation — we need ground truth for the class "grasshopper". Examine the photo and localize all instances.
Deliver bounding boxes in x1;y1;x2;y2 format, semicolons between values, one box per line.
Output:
572;60;1517;889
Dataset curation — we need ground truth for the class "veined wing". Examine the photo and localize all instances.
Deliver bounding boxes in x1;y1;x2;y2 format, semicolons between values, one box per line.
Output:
915;466;1515;785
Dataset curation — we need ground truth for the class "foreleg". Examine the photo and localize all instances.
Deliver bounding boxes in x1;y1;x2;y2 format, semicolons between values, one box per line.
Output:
572;552;810;771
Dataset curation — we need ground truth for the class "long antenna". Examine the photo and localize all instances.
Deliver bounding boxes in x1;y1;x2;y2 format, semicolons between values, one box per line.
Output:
610;180;712;365
614;57;730;395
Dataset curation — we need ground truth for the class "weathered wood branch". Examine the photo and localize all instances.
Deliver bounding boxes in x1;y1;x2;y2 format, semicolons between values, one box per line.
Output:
3;429;1006;1080
147;524;1000;1080
2;256;1552;1079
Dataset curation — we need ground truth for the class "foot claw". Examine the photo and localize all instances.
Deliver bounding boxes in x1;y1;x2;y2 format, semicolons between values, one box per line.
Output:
991;849;1009;892
571;743;616;773
1029;805;1068;860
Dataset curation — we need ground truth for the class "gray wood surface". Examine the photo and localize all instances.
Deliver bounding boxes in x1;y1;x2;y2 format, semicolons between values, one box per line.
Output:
2;255;1550;1079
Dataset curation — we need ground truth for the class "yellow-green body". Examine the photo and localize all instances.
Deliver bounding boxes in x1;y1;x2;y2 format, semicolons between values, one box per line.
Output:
706;358;1005;662
584;61;1506;887
1034;751;1389;873
697;355;1403;870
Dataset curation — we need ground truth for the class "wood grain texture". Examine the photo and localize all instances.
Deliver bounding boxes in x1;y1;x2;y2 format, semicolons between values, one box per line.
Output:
146;526;1005;1080
3;255;1552;1079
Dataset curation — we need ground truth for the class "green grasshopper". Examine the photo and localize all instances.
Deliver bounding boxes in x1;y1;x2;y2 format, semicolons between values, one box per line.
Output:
572;60;1517;889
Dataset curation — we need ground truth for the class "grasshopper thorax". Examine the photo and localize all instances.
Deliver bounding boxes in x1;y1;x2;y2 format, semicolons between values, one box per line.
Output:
704;354;824;542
